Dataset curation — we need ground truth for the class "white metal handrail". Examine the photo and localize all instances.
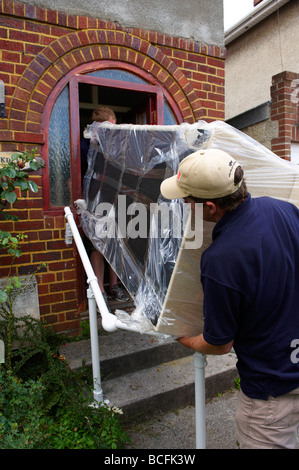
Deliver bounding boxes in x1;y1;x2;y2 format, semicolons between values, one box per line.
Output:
64;206;207;449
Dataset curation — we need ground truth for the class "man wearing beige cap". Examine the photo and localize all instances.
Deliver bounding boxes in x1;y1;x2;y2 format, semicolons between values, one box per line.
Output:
160;148;299;449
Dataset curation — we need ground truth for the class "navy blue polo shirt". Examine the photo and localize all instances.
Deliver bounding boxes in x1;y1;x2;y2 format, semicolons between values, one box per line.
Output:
201;194;299;399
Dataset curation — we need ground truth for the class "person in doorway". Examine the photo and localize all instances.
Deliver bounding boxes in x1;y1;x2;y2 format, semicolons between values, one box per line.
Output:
81;106;130;303
160;148;299;449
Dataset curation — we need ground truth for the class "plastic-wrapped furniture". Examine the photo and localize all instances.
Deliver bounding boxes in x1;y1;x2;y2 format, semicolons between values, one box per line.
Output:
76;120;299;337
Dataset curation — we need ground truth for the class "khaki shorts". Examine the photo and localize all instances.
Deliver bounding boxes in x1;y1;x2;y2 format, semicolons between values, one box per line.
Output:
236;387;299;449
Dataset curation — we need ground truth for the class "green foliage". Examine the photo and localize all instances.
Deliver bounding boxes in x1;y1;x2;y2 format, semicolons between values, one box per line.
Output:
0;148;45;311
0;149;129;449
0;317;129;449
0;148;47;369
0;148;44;216
234;377;240;390
0;257;128;449
0;372;46;449
44;399;127;450
0;259;129;449
0;232;25;259
79;319;90;339
0;265;46;371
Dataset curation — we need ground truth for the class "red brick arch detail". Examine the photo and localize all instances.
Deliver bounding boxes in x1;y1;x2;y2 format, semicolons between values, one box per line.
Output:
10;29;204;133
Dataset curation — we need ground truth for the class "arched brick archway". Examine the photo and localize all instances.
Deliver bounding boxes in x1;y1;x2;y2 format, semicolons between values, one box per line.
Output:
0;3;224;335
9;29;204;137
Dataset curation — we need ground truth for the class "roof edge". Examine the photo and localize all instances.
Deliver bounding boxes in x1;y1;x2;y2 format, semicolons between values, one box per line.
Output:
225;0;290;45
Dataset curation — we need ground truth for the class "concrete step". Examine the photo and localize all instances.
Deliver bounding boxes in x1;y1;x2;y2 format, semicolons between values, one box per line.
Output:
103;352;238;423
61;328;192;379
61;327;238;423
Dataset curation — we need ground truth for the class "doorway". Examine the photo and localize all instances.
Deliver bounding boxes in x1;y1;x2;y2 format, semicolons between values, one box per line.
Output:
79;82;157;133
45;65;181;314
46;66;179;211
77;83;159;310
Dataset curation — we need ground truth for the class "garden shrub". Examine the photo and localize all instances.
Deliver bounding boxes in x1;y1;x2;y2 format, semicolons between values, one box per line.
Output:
0;150;129;449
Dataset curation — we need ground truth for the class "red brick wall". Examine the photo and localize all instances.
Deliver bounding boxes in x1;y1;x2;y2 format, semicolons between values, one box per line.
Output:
271;71;299;160
0;0;225;335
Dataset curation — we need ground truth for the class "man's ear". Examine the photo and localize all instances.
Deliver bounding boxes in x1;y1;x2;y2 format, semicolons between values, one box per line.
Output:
205;201;217;215
205;201;226;222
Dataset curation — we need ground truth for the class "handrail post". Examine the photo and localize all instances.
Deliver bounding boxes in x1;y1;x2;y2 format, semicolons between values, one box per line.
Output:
87;287;106;406
194;352;207;449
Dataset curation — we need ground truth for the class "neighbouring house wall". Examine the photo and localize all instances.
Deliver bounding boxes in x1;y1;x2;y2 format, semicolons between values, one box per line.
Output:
227;70;299;161
225;0;299;121
0;0;225;335
241;119;279;151
225;0;299;162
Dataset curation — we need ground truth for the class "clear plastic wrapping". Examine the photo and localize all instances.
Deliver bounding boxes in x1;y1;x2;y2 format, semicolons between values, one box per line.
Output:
76;120;299;336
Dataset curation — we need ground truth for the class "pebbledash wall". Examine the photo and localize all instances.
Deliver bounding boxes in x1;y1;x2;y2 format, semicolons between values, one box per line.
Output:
0;0;225;335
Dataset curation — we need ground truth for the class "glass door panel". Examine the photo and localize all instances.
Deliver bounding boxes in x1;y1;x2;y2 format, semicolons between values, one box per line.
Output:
48;86;71;206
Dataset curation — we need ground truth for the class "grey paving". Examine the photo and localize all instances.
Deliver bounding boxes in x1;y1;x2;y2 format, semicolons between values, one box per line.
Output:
124;390;239;450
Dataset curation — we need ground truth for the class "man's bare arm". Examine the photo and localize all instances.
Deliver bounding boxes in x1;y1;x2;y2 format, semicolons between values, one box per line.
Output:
177;334;234;355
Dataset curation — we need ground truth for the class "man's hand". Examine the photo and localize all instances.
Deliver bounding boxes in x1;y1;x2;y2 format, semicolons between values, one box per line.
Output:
177;334;233;355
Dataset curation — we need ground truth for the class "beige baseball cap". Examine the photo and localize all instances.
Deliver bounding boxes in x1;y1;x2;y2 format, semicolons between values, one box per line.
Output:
160;148;242;200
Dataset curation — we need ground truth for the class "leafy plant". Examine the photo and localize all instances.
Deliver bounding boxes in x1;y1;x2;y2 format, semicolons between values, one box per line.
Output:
0;315;129;449
0;238;46;371
0;148;45;369
0;150;129;449
0;148;44;319
0;372;47;449
0;231;24;260
0;148;43;215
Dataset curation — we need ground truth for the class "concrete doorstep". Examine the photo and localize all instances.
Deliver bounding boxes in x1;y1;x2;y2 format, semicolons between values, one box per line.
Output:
102;352;238;424
61;330;238;409
61;328;239;434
